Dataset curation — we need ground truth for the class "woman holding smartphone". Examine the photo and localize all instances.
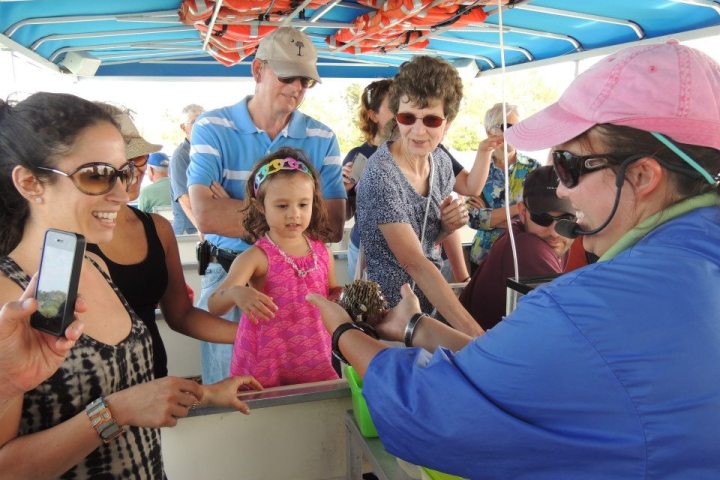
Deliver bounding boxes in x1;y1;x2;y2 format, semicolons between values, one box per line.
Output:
0;93;261;479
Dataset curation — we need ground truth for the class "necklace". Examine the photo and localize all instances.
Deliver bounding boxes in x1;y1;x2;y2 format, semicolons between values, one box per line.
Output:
264;233;318;278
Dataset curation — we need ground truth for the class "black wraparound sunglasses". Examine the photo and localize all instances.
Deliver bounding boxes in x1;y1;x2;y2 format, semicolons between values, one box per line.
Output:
278;76;317;89
530;211;576;227
551;150;617;188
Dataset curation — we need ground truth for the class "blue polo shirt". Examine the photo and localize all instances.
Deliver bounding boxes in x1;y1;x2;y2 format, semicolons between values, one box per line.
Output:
187;96;345;252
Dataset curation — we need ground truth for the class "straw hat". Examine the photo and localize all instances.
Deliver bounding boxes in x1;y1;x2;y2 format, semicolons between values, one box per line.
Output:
112;110;162;160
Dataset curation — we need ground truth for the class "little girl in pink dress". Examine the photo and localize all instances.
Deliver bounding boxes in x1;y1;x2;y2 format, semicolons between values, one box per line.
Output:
208;148;340;387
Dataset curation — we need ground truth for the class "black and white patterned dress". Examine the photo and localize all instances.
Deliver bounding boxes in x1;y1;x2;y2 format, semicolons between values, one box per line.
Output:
0;256;164;479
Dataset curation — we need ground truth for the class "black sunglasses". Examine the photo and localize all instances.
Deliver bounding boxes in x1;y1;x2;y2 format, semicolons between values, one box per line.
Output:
530;211;576;227
493;122;514;132
36;161;136;196
278;76;317;89
395;112;446;128
551;150;618;188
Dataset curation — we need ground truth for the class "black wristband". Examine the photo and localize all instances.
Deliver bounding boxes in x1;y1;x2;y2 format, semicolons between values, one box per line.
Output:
404;313;426;347
331;322;379;365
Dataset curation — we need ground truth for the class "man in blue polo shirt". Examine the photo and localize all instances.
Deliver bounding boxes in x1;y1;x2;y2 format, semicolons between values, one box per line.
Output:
187;27;346;384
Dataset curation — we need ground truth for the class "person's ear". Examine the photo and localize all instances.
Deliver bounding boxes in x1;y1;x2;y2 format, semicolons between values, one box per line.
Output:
626;157;664;200
367;109;379;125
516;200;528;224
251;59;263;83
12;165;45;201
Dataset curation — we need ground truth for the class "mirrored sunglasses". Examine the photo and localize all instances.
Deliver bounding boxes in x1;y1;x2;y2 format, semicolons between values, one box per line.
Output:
395;112;446;128
278;76;317;89
36;161;136;196
551;150;615;188
530;211;576;227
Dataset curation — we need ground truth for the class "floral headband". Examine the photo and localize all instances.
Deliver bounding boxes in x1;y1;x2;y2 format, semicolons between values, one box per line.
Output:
253;157;313;196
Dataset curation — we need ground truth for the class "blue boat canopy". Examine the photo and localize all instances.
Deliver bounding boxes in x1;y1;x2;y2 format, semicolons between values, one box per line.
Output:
1;0;719;79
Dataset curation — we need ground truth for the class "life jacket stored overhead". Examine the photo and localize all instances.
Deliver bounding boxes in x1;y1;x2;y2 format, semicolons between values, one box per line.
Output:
179;0;329;66
178;0;493;66
327;0;489;54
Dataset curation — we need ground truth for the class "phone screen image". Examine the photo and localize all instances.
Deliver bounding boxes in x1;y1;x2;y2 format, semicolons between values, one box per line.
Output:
31;230;85;336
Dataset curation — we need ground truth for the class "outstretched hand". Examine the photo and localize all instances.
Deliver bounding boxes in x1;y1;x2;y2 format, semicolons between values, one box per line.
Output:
306;293;352;334
375;284;422;342
0;275;85;400
233;286;277;324
202;375;263;414
307;284;422;344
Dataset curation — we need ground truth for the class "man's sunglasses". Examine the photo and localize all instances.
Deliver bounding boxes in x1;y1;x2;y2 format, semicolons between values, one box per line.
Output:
395;112;446;128
36;161;136;195
551;150;616;188
278;76;317;89
530;211;576;227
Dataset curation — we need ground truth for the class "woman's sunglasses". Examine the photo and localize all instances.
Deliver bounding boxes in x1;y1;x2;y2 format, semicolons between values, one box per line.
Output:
551;150;616;188
278;76;317;89
530;211;576;227
131;155;148;168
36;161;136;195
395;112;446;128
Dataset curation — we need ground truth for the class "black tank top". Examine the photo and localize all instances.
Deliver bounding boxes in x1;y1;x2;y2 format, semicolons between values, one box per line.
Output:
87;206;169;377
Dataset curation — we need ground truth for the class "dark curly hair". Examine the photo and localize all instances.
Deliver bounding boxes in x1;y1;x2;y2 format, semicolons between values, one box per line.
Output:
0;92;118;255
388;56;463;123
242;147;332;243
574;124;719;201
358;79;393;143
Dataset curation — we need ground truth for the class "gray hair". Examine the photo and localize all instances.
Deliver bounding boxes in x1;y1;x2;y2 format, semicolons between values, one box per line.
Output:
181;104;205;118
484;102;519;131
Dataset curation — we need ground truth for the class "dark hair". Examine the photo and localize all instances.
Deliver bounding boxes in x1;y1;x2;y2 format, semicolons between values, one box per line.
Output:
0;92;117;255
388;56;463;123
242;147;332;243
580;124;720;200
358;79;393;143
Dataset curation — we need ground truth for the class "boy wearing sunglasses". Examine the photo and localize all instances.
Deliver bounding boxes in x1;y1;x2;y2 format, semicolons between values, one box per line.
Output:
186;27;346;385
459;166;574;330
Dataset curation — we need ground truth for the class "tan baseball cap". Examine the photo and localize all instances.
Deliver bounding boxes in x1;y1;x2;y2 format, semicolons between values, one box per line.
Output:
255;27;321;83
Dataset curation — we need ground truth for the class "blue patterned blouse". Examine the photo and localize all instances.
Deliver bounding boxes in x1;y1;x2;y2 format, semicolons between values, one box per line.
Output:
467;153;540;264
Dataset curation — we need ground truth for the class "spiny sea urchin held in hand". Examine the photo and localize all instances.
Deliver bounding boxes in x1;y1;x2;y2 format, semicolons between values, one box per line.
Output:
338;280;387;326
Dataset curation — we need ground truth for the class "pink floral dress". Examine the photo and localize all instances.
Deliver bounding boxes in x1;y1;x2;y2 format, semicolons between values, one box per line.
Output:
230;236;339;387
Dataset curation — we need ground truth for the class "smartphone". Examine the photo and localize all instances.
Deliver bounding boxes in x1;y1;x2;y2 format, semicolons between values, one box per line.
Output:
30;229;86;336
348;153;369;184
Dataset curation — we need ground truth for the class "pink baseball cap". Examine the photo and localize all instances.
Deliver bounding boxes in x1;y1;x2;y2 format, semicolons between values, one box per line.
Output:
505;40;720;152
